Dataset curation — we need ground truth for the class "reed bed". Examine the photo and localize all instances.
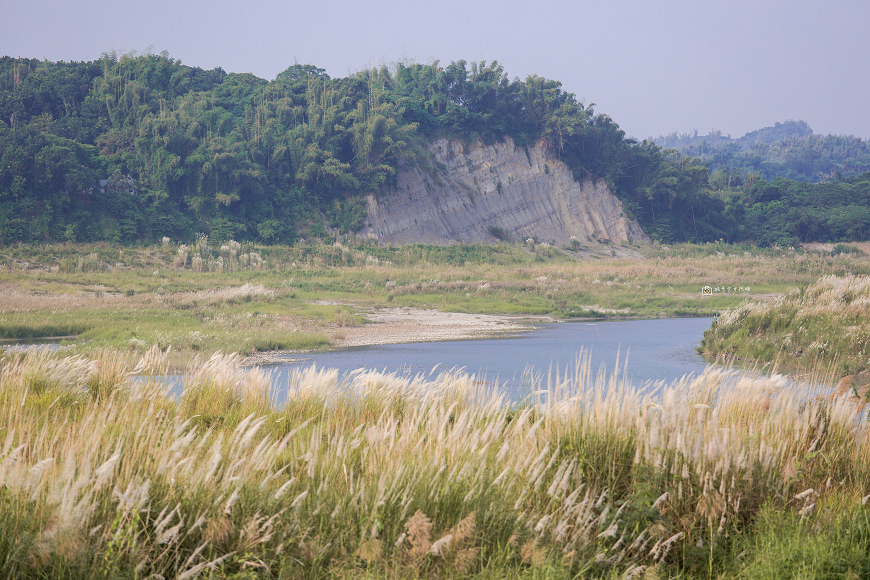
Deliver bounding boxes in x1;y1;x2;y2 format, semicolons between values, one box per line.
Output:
703;273;870;374
0;346;869;579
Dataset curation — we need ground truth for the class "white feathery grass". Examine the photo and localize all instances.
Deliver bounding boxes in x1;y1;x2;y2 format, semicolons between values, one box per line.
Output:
0;346;867;577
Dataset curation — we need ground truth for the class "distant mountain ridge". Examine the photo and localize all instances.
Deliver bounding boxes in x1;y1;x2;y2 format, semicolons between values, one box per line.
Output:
738;120;814;145
655;120;815;149
653;120;870;182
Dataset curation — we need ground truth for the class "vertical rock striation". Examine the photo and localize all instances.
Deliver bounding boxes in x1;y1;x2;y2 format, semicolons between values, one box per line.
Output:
362;136;648;246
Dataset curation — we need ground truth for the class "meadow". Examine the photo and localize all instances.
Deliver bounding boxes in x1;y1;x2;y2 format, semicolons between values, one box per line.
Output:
702;273;870;376
1;237;866;362
2;240;870;577
0;344;868;579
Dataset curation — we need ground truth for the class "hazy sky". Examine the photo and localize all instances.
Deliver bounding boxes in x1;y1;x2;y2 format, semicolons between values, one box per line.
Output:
3;0;869;140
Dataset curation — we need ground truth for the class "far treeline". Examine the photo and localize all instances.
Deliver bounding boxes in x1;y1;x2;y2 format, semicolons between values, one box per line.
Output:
1;51;869;247
656;119;870;184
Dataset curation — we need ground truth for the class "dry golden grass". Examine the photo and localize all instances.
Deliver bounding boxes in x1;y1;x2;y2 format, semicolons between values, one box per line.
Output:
0;345;868;578
704;274;870;374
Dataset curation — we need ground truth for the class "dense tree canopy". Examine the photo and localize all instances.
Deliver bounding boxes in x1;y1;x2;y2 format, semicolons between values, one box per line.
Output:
1;52;869;246
655;120;870;183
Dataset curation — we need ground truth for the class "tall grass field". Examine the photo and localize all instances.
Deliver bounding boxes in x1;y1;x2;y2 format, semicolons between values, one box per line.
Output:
1;346;868;579
702;273;870;376
2;239;868;361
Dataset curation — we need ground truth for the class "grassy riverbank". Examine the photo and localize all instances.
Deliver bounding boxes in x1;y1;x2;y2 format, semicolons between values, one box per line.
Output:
701;274;870;377
2;239;866;359
0;346;868;578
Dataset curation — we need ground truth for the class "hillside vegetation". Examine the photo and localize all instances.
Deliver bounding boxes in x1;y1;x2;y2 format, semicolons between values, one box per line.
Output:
6;52;870;247
655;120;870;183
1;52;709;245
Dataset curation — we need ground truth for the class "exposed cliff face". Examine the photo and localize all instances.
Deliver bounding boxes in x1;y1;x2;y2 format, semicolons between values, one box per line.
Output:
361;137;648;246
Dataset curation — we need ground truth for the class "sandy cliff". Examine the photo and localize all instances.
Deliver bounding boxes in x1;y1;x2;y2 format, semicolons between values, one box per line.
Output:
361;137;648;246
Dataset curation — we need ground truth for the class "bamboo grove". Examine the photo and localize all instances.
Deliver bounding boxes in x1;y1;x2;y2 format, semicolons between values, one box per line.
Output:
2;51;870;246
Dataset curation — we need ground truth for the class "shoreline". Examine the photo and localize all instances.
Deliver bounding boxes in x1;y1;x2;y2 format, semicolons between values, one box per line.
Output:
699;351;869;386
243;307;556;366
242;302;724;366
243;307;720;366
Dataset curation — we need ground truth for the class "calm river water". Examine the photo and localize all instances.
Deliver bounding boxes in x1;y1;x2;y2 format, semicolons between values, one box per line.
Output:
8;317;833;402
267;317;716;401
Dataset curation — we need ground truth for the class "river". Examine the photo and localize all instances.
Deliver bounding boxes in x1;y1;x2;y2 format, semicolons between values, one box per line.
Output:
7;317;833;403
266;317;717;402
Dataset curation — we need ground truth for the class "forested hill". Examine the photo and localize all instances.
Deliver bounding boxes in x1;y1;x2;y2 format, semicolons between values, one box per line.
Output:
1;52;869;247
654;120;870;183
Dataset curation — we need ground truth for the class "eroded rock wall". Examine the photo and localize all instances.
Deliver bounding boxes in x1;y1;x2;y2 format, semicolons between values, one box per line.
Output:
361;137;648;246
